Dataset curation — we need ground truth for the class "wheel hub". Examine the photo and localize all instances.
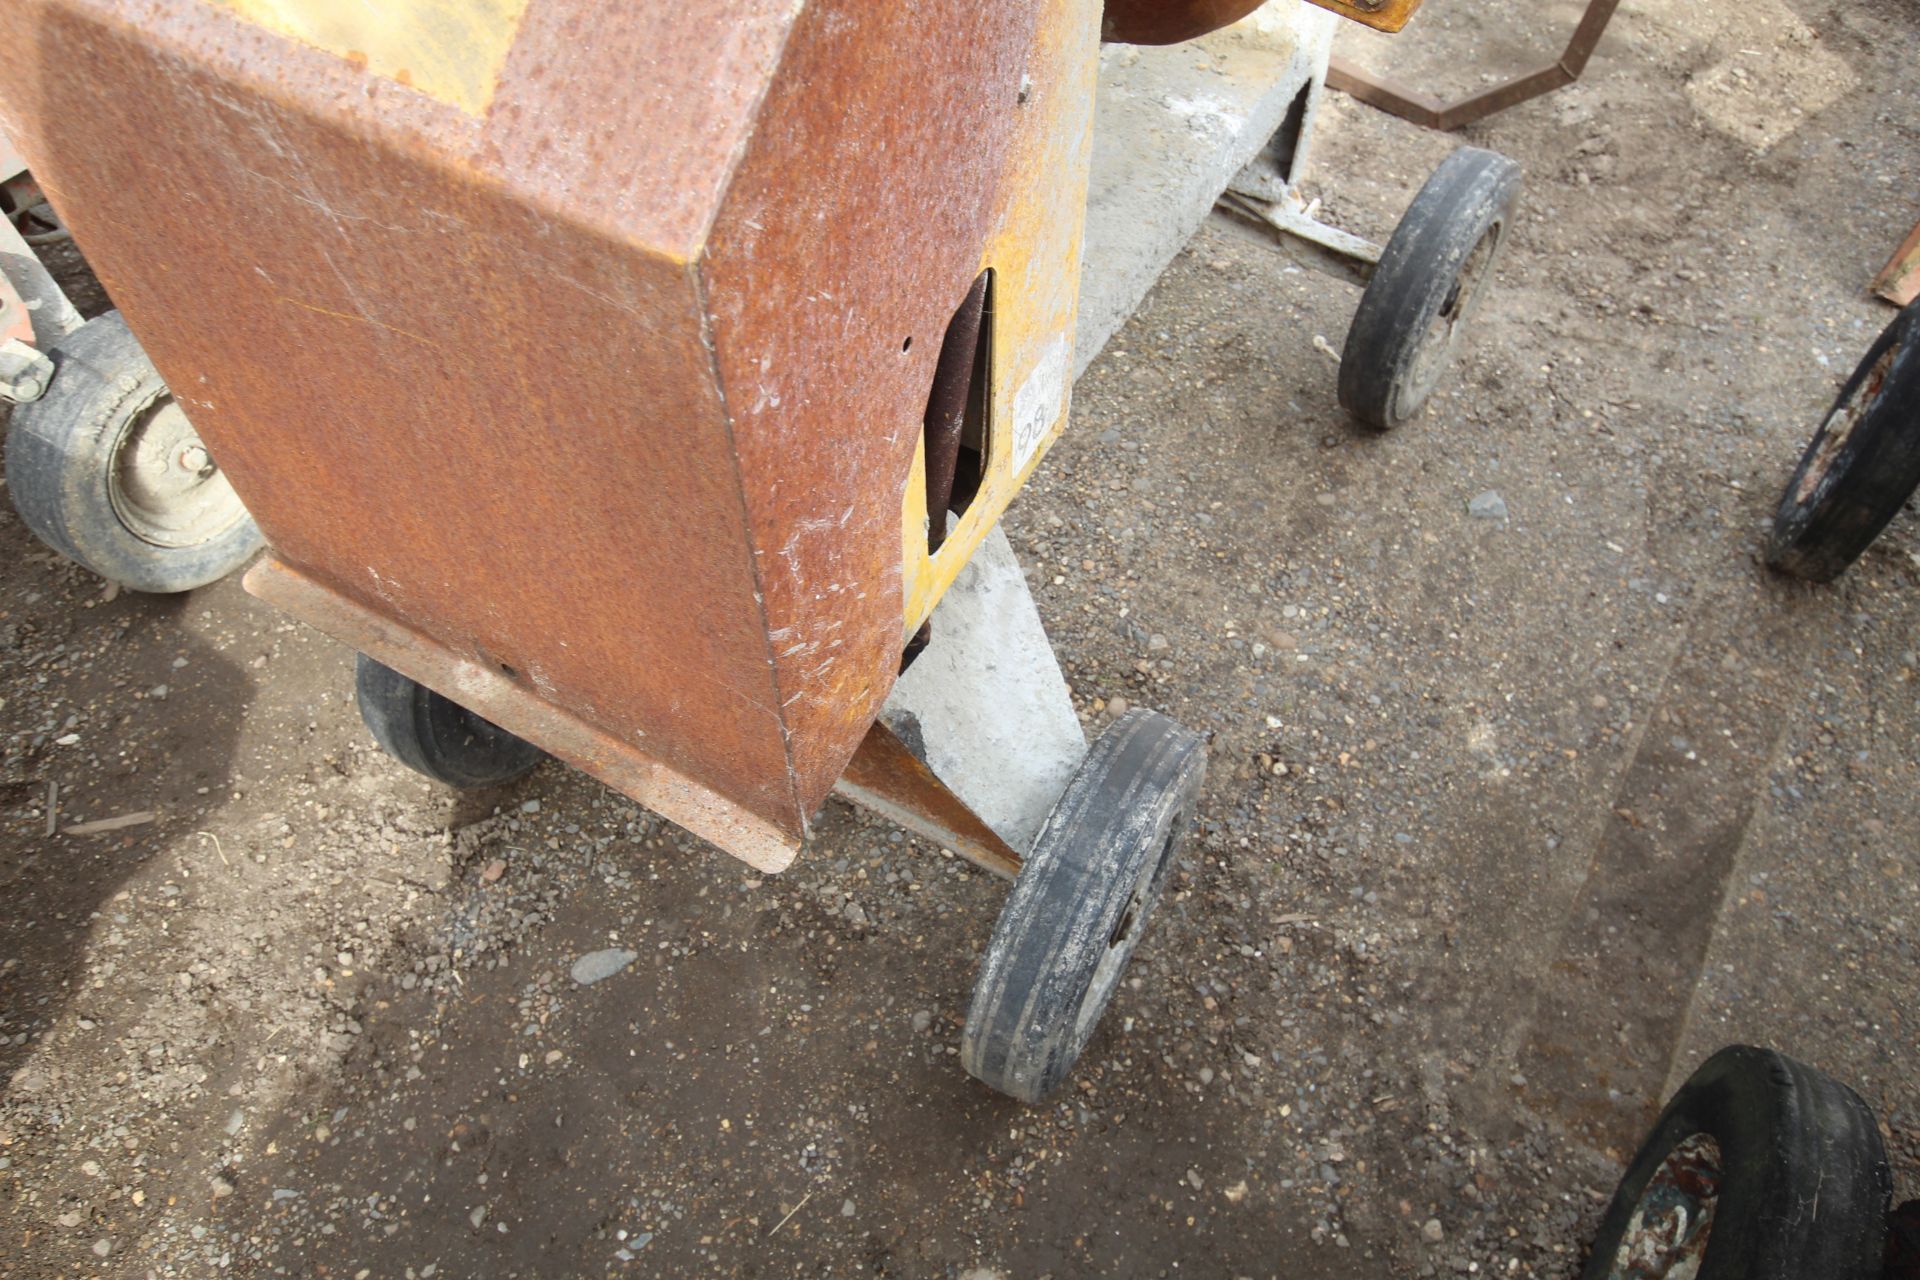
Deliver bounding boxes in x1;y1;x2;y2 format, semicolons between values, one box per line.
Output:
108;395;250;549
1606;1133;1721;1280
1073;819;1184;1045
1398;221;1503;421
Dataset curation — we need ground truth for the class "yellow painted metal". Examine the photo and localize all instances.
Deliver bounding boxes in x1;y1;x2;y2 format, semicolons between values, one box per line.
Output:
900;0;1098;637
211;0;529;114
1307;0;1423;34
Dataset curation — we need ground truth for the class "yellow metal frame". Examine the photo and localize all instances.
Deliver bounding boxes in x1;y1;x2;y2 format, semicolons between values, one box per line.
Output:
898;0;1098;638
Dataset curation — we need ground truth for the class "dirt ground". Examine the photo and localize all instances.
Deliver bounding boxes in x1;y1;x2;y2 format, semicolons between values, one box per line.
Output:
5;0;1920;1275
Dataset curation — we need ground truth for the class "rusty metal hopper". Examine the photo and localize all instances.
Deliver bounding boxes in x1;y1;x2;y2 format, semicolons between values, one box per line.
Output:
0;0;1106;870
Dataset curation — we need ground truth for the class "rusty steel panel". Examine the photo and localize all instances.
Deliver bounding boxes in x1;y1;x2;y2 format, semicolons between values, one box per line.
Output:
0;0;802;836
706;0;1101;816
0;0;1102;868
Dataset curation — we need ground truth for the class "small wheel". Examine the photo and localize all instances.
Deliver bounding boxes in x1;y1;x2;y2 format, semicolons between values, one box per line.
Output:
1766;298;1920;582
4;311;261;592
1339;146;1523;429
961;708;1205;1103
354;654;544;789
1582;1045;1889;1280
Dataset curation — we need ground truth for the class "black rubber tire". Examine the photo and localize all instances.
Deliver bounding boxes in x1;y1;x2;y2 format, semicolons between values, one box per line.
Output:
961;708;1206;1103
4;311;262;591
1765;298;1920;582
1581;1044;1889;1280
1339;146;1523;429
354;654;544;789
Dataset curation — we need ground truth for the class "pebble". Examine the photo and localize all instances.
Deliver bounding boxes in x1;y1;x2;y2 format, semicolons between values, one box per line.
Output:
570;948;638;986
1468;490;1509;520
1106;695;1131;718
470;1205;488;1230
91;1239;111;1258
911;1009;933;1033
1422;1218;1445;1243
211;1176;234;1199
841;1199;856;1217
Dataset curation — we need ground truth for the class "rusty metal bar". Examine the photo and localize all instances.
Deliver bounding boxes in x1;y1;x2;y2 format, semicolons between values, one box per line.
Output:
922;271;989;555
1873;217;1920;308
1326;0;1621;131
833;719;1023;880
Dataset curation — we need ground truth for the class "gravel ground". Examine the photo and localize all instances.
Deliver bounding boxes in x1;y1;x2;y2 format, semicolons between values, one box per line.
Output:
4;0;1920;1276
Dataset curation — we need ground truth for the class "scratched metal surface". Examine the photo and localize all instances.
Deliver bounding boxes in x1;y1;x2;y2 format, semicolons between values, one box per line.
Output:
703;0;1102;820
0;0;1100;863
0;0;809;839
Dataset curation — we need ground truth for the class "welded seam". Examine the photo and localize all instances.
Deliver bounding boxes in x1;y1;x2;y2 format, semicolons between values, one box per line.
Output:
677;3;873;838
688;258;806;835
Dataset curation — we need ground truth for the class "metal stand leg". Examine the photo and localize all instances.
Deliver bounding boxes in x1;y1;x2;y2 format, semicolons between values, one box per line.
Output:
1074;5;1338;376
1217;60;1384;285
0;152;83;402
833;522;1086;876
1325;0;1622;132
835;721;1023;879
